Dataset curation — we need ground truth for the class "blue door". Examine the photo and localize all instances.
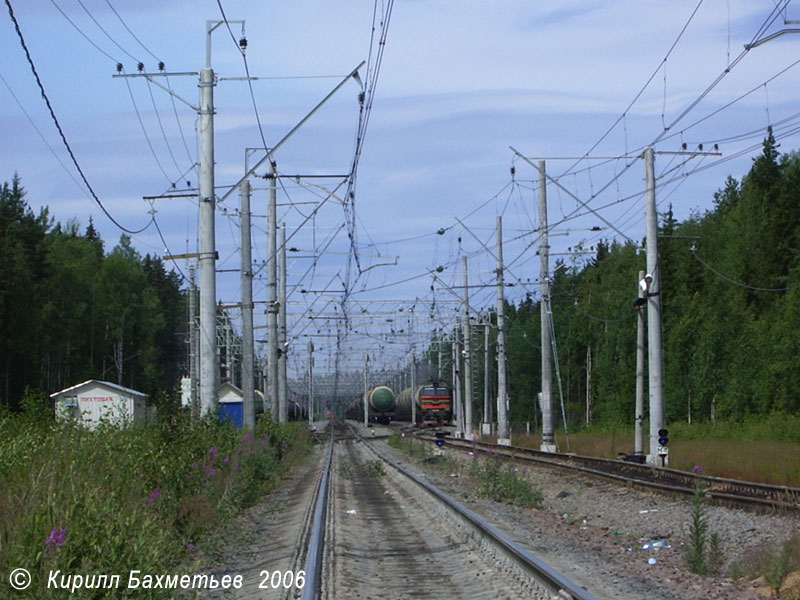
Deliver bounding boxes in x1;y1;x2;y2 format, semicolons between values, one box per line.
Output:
219;402;244;428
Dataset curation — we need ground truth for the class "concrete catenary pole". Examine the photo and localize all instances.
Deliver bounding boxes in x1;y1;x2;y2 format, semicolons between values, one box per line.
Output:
198;65;218;417
188;265;199;418
644;146;666;465
363;352;369;427
462;255;473;440
240;180;255;430
635;269;646;456
495;216;510;445
437;331;443;381
453;325;464;438
278;223;288;423
411;351;417;424
267;161;279;421
483;322;491;435
308;340;314;428
538;161;556;452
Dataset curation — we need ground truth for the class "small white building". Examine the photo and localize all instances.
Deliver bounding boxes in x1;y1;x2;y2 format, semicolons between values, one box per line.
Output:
51;380;152;429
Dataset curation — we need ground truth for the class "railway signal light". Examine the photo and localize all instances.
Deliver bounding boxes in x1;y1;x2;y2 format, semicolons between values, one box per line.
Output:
435;431;446;447
657;428;669;458
658;428;669;446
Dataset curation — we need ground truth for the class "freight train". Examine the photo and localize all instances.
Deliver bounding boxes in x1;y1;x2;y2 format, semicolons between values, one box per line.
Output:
254;389;309;422
395;380;452;425
345;385;396;423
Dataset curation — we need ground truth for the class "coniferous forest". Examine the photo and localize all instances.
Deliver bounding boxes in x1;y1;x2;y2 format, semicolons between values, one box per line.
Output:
419;131;800;431
0;175;185;410
495;130;800;428
3;131;800;429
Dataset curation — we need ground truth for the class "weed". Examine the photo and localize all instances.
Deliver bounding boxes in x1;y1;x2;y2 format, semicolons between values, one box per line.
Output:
728;527;800;597
338;462;353;479
707;532;725;576
765;537;798;597
423;454;459;474
468;456;543;509
364;460;386;478
685;479;711;575
0;409;312;599
387;434;431;459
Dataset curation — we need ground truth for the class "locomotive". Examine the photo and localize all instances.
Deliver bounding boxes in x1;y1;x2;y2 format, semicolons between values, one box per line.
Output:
345;385;396;423
395;380;453;425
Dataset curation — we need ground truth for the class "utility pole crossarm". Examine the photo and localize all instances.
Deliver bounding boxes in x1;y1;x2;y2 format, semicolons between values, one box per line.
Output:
218;61;366;205
745;28;800;49
112;72;200;111
509;146;635;244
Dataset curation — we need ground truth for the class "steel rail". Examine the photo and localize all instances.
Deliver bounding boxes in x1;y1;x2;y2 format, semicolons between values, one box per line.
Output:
422;435;800;512
301;426;334;600
352;425;599;600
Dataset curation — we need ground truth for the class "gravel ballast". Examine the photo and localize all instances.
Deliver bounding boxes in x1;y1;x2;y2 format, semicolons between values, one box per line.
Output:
366;429;797;600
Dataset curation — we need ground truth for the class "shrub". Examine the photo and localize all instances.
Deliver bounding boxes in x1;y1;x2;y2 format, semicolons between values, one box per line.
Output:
0;406;312;599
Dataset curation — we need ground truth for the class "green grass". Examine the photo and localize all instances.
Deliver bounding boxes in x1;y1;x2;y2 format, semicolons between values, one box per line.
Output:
505;414;800;486
729;526;800;597
363;460;386;478
387;434;432;458
0;399;312;599
468;455;544;509
388;434;543;508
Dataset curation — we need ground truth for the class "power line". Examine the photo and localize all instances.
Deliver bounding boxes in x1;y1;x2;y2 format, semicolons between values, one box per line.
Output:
559;0;707;180
345;0;395;285
5;0;152;235
215;1;272;163
104;1;195;170
512;1;796;260
47;0;118;63
75;0;138;63
0;70;88;197
104;0;160;63
691;250;800;292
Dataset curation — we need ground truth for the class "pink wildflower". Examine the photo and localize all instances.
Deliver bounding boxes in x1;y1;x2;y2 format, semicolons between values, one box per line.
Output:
45;527;67;551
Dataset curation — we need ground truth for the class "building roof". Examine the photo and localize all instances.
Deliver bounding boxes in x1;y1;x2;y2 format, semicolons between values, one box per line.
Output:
49;379;148;399
218;382;243;403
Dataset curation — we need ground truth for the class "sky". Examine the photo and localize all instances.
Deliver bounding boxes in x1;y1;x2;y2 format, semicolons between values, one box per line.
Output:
2;1;800;392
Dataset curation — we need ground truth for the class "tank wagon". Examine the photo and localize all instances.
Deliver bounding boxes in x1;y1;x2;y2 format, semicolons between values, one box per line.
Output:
254;389;308;422
345;385;396;423
395;387;417;423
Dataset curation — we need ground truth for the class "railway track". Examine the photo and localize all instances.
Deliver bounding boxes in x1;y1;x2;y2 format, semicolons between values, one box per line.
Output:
300;422;598;599
198;421;786;600
201;428;331;600
417;434;800;513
